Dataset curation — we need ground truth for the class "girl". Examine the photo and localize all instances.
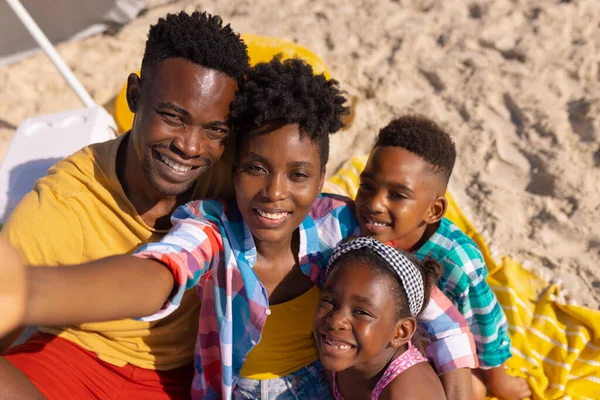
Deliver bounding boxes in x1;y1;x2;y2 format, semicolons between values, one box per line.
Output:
314;237;446;399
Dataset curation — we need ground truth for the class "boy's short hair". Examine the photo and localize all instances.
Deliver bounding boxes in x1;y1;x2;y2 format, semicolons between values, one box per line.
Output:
375;115;456;184
229;56;348;168
141;11;249;80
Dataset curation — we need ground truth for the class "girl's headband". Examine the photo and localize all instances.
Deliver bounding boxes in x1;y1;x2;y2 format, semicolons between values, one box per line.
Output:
326;237;425;317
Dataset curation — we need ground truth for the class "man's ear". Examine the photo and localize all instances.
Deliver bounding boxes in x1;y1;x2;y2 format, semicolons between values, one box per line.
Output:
390;317;416;348
425;195;447;225
126;73;142;113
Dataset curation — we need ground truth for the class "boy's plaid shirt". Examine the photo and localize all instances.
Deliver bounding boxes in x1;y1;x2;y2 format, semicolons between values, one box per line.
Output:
415;217;511;368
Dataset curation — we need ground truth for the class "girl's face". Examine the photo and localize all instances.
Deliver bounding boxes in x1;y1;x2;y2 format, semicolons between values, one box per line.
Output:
234;124;325;246
313;260;409;374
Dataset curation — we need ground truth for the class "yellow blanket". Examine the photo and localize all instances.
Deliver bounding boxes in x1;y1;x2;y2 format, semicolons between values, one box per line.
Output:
323;155;600;400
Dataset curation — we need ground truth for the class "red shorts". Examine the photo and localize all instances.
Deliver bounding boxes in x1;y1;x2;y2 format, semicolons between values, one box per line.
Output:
3;333;193;400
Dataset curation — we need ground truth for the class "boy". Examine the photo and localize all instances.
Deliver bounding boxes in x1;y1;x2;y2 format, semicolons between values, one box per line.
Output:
354;115;531;400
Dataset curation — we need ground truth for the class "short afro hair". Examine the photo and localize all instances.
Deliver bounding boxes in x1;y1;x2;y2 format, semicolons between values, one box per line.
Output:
141;11;249;81
228;56;349;168
375;115;456;184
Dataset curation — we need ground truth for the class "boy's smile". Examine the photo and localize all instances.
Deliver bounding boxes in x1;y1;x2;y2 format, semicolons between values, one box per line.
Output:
354;146;446;251
360;214;392;233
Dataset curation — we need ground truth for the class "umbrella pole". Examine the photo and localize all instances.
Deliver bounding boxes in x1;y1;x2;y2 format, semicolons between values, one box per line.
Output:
5;0;96;108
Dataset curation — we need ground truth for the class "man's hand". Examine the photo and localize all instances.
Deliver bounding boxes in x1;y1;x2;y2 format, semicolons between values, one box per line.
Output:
0;237;26;338
0;242;174;332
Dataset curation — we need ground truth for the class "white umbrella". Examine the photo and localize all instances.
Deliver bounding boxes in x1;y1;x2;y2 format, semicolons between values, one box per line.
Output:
0;0;141;222
1;0;146;66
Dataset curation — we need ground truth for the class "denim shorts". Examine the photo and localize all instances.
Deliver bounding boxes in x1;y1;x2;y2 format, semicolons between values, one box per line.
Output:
233;360;333;399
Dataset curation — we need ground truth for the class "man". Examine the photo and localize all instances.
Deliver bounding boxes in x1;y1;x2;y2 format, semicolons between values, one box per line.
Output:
0;10;248;399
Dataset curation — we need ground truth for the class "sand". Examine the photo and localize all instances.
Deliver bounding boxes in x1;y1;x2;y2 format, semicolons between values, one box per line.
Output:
0;0;598;308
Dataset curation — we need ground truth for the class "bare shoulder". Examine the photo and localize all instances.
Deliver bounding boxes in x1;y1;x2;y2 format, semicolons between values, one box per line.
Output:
379;362;447;400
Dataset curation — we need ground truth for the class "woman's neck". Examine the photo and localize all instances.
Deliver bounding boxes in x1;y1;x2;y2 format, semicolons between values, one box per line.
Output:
254;230;299;261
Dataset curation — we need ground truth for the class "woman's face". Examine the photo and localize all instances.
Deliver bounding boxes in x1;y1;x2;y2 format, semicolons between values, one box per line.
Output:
234;124;325;246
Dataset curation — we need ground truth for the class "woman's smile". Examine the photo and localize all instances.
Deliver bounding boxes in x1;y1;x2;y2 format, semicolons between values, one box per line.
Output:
252;207;292;227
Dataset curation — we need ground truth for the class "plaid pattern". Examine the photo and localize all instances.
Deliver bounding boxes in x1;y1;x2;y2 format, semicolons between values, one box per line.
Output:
421;286;478;373
134;195;478;399
135;194;359;399
327;237;425;316
415;217;511;369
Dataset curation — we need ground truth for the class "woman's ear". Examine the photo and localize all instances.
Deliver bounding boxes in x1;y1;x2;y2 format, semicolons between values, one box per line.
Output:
390;317;417;348
425;195;447;225
126;73;142;113
318;167;327;194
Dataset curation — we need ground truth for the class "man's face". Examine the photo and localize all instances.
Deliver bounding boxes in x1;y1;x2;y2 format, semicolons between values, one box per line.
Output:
128;58;238;196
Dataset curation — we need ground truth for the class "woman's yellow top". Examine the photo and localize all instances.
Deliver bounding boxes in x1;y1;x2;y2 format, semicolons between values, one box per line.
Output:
239;285;321;379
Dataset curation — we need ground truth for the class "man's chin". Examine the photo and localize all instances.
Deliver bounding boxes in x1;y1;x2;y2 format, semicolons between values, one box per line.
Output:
145;159;208;197
151;178;198;197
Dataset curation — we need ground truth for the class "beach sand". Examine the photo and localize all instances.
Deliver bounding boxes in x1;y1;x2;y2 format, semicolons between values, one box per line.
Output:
1;0;598;308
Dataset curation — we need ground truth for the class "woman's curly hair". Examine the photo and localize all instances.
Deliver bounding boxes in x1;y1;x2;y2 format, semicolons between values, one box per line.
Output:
229;56;349;167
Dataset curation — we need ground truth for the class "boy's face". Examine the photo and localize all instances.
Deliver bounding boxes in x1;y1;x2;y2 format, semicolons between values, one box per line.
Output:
233;124;325;245
354;146;446;251
127;58;238;196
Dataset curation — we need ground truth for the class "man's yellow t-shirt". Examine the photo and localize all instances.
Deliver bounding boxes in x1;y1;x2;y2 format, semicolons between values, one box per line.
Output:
2;133;234;370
